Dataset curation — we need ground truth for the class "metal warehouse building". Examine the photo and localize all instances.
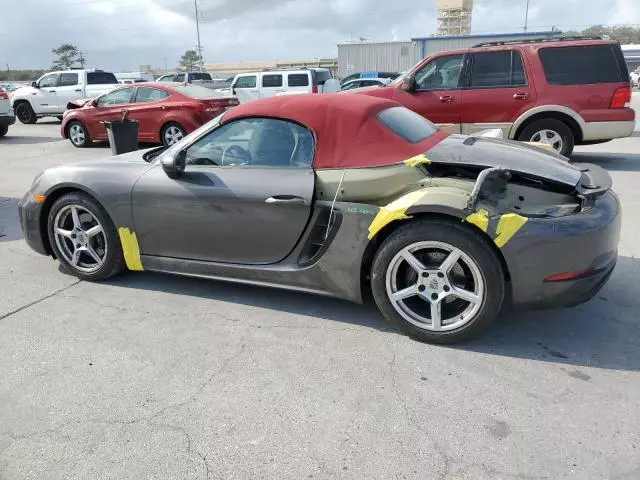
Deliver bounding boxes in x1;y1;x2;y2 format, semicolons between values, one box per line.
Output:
338;31;560;78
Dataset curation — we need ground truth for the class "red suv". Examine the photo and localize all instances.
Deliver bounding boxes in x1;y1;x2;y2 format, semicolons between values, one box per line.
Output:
357;37;635;156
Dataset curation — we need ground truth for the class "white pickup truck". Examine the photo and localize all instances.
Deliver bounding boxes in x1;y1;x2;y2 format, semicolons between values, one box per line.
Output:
10;69;119;124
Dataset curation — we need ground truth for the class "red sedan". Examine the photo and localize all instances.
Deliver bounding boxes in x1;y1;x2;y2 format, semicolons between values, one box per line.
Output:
61;83;238;147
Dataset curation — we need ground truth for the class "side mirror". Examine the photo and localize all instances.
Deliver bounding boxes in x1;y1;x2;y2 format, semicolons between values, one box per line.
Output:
401;75;415;92
31;81;39;88
162;149;187;179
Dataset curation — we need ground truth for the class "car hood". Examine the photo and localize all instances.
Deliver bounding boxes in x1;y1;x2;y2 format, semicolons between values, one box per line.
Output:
426;134;583;187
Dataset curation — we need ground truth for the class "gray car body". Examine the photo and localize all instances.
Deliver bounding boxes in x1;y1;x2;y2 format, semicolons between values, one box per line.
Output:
19;119;620;310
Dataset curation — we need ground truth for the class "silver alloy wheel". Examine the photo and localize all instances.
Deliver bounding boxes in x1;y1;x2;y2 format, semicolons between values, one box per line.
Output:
164;125;184;145
69;123;86;146
53;204;107;274
529;129;563;152
385;241;485;332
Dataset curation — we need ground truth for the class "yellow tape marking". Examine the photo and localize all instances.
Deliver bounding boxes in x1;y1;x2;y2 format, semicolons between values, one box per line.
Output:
494;213;528;248
464;209;489;233
118;227;144;271
404;154;431;168
368;190;426;240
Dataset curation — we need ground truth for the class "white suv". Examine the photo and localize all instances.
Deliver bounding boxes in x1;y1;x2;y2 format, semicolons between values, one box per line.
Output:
0;87;15;137
231;68;340;103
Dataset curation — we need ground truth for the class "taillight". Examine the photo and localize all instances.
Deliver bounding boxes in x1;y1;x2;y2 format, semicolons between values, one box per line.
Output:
610;86;631;108
0;91;8;100
312;85;318;93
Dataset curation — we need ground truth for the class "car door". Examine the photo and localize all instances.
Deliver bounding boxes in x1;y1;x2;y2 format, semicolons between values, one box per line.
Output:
260;73;284;98
461;49;536;137
392;54;465;133
128;86;171;140
34;73;59;115
132;117;315;264
55;72;83;110
89;87;136;140
232;75;259;103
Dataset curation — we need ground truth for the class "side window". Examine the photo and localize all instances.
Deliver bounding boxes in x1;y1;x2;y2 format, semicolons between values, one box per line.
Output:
38;74;58;88
469;51;527;88
341;81;359;90
361;80;380;87
262;74;283;87
288;73;309;87
539;45;625;84
157;75;174;82
414;55;464;91
185;118;314;168
58;73;78;86
175;73;185;82
135;87;170;103
97;87;134;106
235;76;257;88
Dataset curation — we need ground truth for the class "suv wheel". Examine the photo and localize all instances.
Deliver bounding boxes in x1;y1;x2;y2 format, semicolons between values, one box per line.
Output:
0;125;7;137
518;119;575;157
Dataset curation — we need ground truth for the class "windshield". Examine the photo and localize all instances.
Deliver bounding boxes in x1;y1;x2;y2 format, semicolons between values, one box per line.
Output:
155;113;226;164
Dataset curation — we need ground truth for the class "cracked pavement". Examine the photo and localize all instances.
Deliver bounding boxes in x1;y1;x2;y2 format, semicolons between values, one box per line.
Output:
1;108;640;479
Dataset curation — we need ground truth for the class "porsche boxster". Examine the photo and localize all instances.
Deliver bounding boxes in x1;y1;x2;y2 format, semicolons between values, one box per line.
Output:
19;94;620;343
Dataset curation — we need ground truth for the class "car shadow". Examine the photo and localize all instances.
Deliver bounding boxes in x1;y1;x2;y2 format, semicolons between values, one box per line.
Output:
95;254;640;372
572;151;640;172
0;197;23;242
0;136;62;145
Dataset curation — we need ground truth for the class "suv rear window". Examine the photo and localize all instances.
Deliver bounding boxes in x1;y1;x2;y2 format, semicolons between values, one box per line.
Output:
87;72;118;85
539;44;628;85
190;72;212;81
288;73;309;87
377;107;439;144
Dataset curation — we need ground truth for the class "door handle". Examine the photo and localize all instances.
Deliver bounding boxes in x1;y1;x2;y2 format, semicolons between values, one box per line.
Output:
439;95;454;103
74;89;82;92
265;195;305;204
513;93;529;100
49;90;56;93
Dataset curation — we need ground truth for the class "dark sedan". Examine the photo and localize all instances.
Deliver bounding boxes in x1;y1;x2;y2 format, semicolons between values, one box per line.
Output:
20;94;620;344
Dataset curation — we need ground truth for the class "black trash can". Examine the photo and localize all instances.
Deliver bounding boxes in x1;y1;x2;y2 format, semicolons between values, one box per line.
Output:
103;119;139;155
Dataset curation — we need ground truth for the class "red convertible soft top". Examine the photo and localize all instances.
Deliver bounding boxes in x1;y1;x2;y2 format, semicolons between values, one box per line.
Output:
221;94;448;169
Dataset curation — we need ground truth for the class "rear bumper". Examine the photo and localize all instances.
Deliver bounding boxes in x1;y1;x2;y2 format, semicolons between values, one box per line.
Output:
0;113;16;127
504;191;621;309
582;119;635;141
18;192;49;256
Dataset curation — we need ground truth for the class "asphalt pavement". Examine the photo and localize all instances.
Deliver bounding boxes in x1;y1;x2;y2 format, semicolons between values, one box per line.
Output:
1;101;639;479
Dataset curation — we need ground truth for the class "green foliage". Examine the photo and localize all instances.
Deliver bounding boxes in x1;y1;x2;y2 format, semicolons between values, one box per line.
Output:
52;44;85;70
179;50;200;71
564;25;640;44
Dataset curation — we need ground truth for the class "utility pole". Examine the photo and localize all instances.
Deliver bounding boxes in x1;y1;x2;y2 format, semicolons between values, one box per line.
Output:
524;0;530;32
194;0;203;71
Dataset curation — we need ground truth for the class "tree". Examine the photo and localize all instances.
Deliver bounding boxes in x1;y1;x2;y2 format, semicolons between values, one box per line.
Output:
52;44;83;70
179;50;200;71
564;25;640;44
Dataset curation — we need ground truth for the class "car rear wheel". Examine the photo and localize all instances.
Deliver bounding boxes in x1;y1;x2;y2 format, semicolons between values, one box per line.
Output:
15;102;37;124
67;121;91;148
518;118;575;157
161;122;186;146
0;125;7;137
371;219;505;344
47;192;124;281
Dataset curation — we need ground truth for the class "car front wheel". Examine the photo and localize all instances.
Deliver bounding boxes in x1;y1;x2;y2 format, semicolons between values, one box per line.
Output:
67;121;91;148
161;122;186;146
371;219;505;344
47;192;124;281
15;102;37;124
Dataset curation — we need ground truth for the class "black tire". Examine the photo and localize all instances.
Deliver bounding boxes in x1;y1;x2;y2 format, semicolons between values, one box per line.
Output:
0;125;7;137
47;192;125;281
370;219;505;344
518;118;575;157
15;101;37;124
161;122;186;146
67;120;91;148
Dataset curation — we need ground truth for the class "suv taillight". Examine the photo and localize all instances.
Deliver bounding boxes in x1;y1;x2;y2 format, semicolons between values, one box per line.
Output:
0;91;8;100
610;86;631;109
312;85;318;93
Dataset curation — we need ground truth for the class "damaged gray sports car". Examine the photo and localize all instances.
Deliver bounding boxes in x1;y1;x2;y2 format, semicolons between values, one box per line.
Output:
18;94;620;343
